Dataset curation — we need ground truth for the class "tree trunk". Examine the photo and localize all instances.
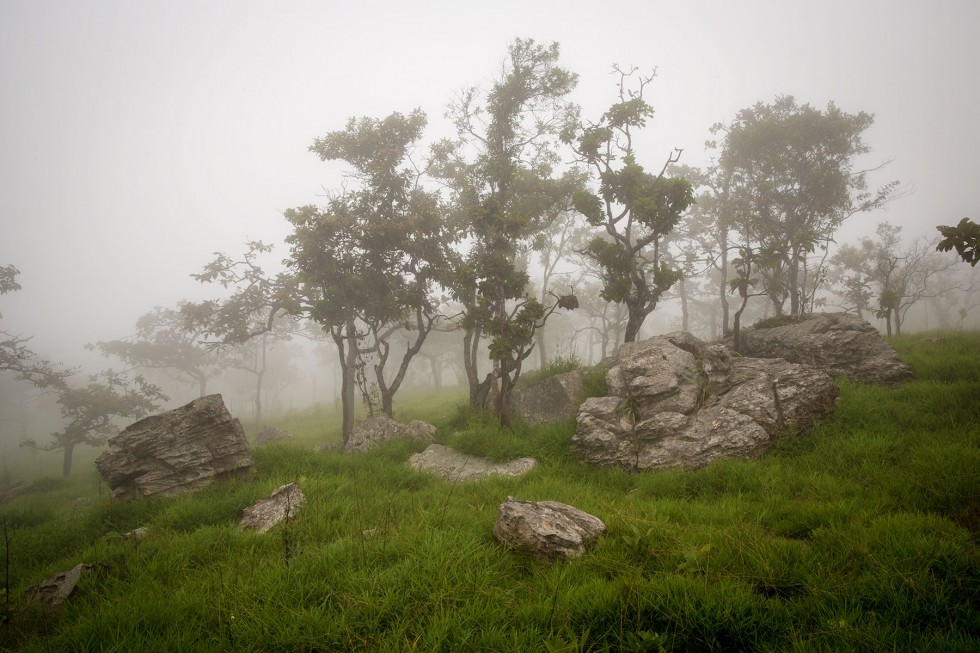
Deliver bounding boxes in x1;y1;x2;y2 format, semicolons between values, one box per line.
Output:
463;327;482;407
623;309;643;343
334;321;359;446
788;247;801;316
719;232;730;336
62;441;74;479
678;276;689;332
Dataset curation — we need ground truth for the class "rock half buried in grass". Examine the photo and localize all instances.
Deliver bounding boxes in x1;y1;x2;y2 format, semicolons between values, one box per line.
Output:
23;563;100;609
240;483;306;534
493;497;606;561
409;444;536;482
96;394;254;500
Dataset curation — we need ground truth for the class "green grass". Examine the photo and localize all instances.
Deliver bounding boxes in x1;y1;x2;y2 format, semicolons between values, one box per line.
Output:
1;334;978;651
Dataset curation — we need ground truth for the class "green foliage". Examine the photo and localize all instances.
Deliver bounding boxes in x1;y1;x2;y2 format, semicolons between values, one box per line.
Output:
936;217;980;266
1;335;978;651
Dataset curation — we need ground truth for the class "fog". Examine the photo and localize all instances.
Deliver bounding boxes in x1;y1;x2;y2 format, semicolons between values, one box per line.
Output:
2;1;979;428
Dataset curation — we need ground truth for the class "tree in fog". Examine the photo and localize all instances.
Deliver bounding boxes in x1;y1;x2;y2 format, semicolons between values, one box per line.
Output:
1;265;72;388
711;96;899;316
96;306;222;396
432;38;580;424
565;66;694;343
831;222;962;335
181;241;302;420
21;370;165;478
286;110;449;443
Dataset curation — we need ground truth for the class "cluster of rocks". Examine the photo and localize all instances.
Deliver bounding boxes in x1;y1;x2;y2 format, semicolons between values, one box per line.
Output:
26;312;902;606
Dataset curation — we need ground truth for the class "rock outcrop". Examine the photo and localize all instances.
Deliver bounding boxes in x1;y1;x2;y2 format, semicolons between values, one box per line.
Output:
409;444;537;482
344;415;437;454
96;395;254;500
240;483;306;533
572;334;839;471
492;497;606;561
512;370;584;424
737;312;912;385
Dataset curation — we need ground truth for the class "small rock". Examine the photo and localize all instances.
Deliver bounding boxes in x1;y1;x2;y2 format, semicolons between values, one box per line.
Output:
492;497;606;561
254;426;291;446
23;563;98;609
124;527;149;541
240;483;306;534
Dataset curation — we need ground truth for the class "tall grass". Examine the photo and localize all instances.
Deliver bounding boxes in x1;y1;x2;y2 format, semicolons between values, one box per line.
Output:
1;334;977;651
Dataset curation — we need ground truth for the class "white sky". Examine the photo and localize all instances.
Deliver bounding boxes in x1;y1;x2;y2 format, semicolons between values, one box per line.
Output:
1;0;977;370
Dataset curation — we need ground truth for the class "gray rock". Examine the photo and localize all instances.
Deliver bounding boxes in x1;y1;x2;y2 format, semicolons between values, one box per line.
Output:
23;563;98;609
123;527;149;541
738;312;913;385
95;395;254;500
492;497;606;561
240;483;306;534
0;480;33;504
344;415;437;454
572;335;839;471
409;444;537;482
254;426;291;446
512;370;584;424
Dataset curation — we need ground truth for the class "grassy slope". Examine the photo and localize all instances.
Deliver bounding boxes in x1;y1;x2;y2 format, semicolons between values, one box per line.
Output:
0;334;977;652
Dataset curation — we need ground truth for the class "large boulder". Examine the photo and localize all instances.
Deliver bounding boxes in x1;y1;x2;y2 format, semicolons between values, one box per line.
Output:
409;444;537;482
344;415;437;454
96;395;254;500
492;497;606;561
737;312;912;385
572;335;839;471
511;370;584;424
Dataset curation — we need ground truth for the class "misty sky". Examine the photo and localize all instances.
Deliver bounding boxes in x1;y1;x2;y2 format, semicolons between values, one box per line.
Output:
1;0;977;370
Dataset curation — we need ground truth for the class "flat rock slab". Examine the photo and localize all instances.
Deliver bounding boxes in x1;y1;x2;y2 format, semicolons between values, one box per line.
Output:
240;483;306;533
96;395;254;500
493;497;606;561
408;444;537;482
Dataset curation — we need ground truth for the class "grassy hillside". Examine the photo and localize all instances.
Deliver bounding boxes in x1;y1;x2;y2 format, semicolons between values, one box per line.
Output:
0;333;977;651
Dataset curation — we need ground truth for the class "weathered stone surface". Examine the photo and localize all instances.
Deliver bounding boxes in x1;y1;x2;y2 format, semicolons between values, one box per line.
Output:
409;444;537;482
572;335;839;471
738;312;913;385
492;497;606;561
0;480;33;504
240;483;306;534
23;563;99;609
254;426;291;446
512;370;584;424
95;395;254;500
344;415;437;454
123;527;149;541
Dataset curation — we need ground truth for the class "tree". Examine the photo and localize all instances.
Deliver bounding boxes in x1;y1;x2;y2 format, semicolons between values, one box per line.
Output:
181;241;302;420
712;96;899;316
21;370;165;478
937;218;980;266
433;38;580;424
285;110;449;443
97;306;221;397
1;265;72;389
566;66;694;343
831;222;962;335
